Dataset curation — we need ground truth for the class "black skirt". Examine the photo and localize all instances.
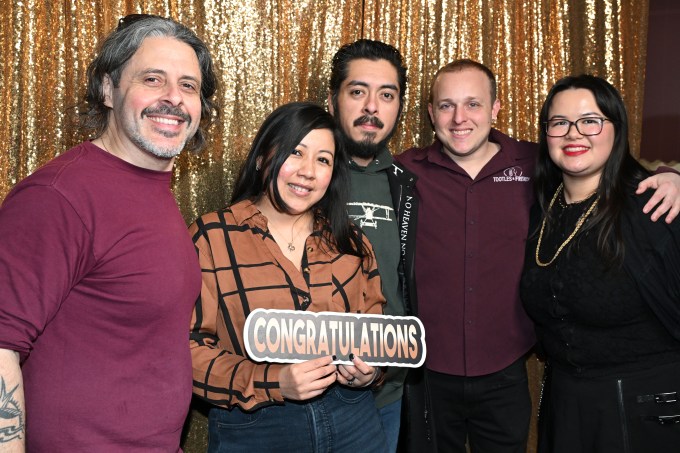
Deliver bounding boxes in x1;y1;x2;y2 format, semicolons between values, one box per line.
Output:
538;361;680;453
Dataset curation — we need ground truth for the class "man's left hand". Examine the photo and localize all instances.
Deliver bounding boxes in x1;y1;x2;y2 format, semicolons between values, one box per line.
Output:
637;171;680;223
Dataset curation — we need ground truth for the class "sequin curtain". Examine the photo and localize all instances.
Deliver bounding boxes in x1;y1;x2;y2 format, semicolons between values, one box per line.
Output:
365;0;649;159
0;1;649;452
0;0;649;218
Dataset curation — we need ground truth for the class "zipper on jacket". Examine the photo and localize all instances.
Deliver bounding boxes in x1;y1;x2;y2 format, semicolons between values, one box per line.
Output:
617;378;632;453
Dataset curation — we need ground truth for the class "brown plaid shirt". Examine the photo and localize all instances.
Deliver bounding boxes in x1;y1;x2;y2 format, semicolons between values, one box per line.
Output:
189;200;385;410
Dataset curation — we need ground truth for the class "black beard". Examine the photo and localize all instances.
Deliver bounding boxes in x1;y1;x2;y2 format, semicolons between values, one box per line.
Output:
332;101;399;160
341;132;389;160
338;120;397;160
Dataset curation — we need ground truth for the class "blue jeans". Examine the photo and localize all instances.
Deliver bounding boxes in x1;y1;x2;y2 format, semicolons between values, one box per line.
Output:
378;399;402;453
208;385;388;452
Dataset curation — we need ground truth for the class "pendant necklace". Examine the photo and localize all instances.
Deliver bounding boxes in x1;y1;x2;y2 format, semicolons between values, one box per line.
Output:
535;183;599;267
268;214;309;252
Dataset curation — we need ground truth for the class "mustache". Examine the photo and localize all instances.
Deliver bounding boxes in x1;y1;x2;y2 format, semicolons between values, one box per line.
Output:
353;115;384;129
142;105;191;123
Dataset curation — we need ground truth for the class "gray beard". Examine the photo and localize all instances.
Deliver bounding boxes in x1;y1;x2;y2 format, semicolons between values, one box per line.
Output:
129;129;186;160
132;106;192;159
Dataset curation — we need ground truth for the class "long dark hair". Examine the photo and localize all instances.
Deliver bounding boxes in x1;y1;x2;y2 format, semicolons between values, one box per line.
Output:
535;74;650;264
231;101;368;258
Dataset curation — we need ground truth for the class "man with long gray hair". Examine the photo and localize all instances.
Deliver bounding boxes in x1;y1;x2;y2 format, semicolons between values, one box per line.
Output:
0;15;218;451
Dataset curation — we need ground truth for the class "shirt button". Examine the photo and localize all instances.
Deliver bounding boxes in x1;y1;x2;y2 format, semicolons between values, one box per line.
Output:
469;220;475;225
467;287;473;292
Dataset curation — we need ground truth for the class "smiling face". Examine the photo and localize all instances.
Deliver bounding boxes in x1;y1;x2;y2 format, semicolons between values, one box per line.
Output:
329;58;400;162
102;36;202;170
428;68;500;162
273;128;336;215
546;88;615;189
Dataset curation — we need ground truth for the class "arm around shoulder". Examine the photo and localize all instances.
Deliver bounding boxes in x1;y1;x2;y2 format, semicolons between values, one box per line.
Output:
0;348;25;452
637;168;680;223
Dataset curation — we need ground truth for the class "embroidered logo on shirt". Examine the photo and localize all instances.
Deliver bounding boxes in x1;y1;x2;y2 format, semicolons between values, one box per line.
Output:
493;166;530;182
347;202;394;229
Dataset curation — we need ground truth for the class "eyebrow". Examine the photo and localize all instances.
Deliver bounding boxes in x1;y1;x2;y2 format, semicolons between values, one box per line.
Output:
346;80;399;92
436;96;481;104
549;112;601;119
136;68;202;85
297;143;335;156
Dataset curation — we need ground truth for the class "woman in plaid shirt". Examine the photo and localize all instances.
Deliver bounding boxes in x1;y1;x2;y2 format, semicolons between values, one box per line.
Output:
189;102;388;452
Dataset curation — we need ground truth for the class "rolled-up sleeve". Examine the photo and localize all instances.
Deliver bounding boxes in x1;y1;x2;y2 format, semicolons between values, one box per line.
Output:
0;186;92;361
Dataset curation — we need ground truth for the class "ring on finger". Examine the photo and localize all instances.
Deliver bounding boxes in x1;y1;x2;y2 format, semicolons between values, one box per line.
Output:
347;377;355;386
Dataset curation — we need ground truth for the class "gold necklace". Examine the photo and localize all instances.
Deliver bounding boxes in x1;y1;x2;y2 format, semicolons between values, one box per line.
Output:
268;214;309;252
557;188;597;208
535;183;599;267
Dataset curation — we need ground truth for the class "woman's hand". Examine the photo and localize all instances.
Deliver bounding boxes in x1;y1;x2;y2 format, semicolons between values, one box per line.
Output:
279;355;337;401
337;354;380;388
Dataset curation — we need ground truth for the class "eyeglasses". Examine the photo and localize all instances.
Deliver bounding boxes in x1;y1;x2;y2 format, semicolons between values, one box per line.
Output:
117;14;159;30
544;117;612;137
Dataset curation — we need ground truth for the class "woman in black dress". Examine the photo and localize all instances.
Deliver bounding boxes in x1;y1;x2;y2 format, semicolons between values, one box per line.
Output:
521;74;680;453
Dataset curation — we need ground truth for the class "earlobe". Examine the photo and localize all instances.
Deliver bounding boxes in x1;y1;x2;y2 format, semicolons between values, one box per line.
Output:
102;75;113;108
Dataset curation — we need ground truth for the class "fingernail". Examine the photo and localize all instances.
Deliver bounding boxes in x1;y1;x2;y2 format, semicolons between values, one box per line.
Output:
332;355;337;361
349;353;354;360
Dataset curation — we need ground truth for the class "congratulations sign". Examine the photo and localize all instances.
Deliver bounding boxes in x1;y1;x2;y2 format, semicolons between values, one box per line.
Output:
244;309;426;367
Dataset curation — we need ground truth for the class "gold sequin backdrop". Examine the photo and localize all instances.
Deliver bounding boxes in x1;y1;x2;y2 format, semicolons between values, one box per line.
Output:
0;0;649;218
0;0;648;452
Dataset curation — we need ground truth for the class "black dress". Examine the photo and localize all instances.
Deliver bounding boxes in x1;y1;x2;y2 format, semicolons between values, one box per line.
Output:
521;190;680;453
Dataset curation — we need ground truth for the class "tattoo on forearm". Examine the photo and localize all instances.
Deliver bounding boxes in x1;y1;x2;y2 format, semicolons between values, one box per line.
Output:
0;377;24;443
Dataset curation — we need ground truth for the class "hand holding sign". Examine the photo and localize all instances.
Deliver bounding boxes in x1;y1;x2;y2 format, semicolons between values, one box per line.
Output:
279;355;337;400
337;354;381;388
